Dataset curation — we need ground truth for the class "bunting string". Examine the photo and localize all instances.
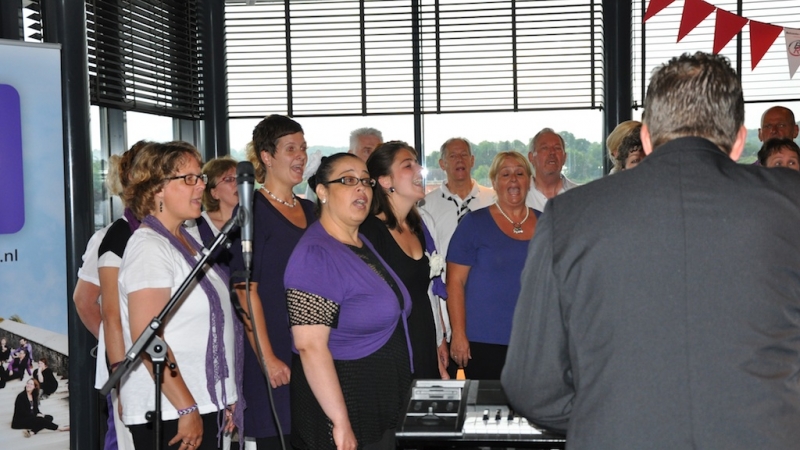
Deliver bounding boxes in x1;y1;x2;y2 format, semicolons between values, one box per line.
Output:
645;0;800;78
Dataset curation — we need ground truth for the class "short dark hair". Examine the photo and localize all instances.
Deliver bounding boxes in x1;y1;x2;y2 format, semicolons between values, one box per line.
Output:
308;152;363;212
616;125;643;169
757;138;800;165
644;52;744;154
250;115;304;183
366;141;422;234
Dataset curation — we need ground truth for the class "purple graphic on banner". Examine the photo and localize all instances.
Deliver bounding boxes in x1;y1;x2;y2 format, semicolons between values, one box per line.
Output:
0;84;25;234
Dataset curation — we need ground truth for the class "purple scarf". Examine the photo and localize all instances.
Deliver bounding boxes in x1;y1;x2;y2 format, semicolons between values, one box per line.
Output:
123;208;141;234
142;215;245;440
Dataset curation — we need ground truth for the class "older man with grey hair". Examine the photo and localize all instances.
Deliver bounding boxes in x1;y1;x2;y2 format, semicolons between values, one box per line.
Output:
305;127;383;201
348;127;383;161
525;127;578;212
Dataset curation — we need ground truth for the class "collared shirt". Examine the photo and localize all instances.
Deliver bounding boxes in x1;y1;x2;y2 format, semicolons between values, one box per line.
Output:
418;179;495;261
525;174;578;212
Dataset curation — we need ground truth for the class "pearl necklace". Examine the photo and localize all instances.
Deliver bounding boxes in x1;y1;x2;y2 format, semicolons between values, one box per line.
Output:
495;202;530;234
262;186;297;208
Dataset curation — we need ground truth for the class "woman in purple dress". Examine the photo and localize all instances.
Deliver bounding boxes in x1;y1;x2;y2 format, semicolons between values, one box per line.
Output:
285;153;413;450
230;114;316;449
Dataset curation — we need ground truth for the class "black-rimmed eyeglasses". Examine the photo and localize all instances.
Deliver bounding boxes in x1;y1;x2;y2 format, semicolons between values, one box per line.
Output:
166;173;207;186
322;176;376;188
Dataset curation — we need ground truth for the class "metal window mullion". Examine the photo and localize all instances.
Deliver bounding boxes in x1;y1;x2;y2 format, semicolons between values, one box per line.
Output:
285;0;293;117
412;0;423;155
360;0;367;114
590;0;595;109
511;0;518;111
436;0;442;113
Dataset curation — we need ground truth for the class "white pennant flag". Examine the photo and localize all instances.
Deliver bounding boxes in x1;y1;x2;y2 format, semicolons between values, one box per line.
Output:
785;27;800;79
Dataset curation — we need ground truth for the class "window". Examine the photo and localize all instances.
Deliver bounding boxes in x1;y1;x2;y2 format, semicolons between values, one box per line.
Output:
632;0;800;105
87;0;203;118
632;0;800;163
225;0;605;183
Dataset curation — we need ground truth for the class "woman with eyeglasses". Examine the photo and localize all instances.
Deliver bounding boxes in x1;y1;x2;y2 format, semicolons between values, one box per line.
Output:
229;114;316;449
118;141;242;450
200;156;239;234
284;153;412;450
360;141;448;380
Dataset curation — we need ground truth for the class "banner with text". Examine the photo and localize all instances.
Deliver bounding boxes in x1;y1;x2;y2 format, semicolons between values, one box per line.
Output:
0;39;67;335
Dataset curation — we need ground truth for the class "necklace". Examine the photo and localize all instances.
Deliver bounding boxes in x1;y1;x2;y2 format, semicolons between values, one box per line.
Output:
262;186;297;208
495;202;530;234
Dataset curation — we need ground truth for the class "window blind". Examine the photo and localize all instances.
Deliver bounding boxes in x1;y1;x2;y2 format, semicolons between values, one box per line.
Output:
87;0;203;119
224;0;604;119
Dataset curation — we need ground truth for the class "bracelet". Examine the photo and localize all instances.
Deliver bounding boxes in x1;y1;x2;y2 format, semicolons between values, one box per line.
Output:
109;361;122;370
177;404;198;416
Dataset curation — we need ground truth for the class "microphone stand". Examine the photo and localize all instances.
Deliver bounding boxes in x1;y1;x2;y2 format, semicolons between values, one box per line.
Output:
100;215;240;450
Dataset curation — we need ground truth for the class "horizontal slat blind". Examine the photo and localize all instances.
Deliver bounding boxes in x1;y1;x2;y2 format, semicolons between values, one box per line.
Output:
87;0;203;119
633;0;800;106
226;0;415;117
225;0;603;119
419;0;603;112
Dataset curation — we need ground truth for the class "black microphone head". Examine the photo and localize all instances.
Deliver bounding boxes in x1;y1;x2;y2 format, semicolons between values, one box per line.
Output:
237;161;255;183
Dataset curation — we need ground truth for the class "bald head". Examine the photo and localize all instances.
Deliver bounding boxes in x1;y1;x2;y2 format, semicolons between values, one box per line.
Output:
759;106;799;142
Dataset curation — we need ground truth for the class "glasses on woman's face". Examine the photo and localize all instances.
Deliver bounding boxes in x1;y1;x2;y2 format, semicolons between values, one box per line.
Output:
218;176;236;184
167;173;207;186
323;176;376;188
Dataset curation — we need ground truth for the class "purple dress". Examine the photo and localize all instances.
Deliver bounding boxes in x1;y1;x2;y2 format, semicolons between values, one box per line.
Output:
230;192;316;439
284;221;413;449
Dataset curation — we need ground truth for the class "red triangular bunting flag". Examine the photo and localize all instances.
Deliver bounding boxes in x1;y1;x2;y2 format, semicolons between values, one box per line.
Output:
713;9;748;54
678;0;717;43
644;0;677;22
749;20;784;70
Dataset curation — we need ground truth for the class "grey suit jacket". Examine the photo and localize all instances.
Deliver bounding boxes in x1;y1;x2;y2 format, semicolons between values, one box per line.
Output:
502;137;800;449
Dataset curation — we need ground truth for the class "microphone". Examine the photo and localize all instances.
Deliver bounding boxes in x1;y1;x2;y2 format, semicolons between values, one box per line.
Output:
236;161;255;272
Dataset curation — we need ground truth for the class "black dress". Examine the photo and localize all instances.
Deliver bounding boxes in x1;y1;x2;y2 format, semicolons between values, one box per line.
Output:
33;368;58;396
288;243;411;450
12;391;58;433
359;215;440;379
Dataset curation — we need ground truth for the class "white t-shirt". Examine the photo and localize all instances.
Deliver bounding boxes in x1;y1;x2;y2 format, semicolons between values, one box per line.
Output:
77;225;111;286
118;226;237;425
75;224;114;390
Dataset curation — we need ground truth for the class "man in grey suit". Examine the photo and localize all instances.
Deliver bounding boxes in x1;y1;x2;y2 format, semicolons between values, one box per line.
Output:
502;52;800;449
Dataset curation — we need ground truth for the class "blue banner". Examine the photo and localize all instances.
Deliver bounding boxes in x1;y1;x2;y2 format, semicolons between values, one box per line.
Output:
0;40;67;334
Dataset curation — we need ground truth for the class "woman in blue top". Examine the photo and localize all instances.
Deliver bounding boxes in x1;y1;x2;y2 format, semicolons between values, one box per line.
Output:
447;151;539;380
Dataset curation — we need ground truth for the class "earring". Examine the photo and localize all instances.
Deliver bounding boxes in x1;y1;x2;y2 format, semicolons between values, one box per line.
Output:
389;187;395;193
159;201;163;213
321;198;327;204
